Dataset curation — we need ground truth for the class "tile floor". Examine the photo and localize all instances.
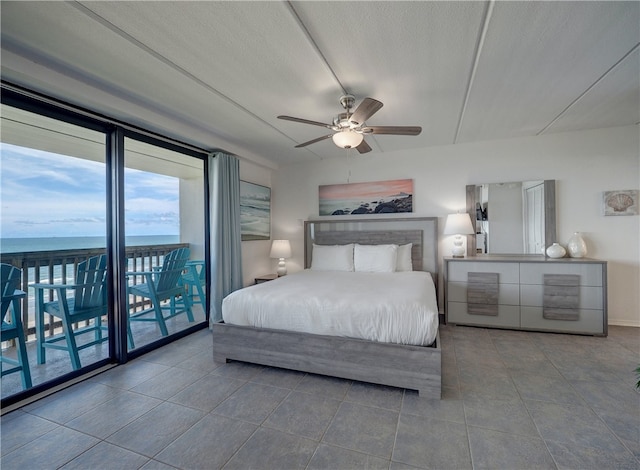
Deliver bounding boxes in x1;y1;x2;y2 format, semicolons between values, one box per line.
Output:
1;306;207;399
1;324;639;469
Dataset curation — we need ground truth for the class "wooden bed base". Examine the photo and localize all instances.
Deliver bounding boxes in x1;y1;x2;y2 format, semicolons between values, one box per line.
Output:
212;322;442;398
212;217;442;398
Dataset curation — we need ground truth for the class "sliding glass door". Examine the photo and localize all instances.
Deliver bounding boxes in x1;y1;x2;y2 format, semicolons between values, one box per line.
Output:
1;91;209;405
124;137;206;350
1;103;109;398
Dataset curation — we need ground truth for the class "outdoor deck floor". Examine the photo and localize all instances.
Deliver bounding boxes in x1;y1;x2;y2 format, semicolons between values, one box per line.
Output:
1;305;206;399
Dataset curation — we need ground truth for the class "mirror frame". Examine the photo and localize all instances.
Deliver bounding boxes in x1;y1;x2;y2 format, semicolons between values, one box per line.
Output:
465;179;556;256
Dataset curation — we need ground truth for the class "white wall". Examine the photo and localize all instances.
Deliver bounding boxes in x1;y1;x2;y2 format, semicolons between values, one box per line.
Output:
267;125;639;327
180;175;205;260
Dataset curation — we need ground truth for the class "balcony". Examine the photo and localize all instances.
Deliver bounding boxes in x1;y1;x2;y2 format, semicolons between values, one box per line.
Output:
1;244;207;400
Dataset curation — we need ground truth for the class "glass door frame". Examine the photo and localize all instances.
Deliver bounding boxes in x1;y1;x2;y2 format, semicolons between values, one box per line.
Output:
119;129;210;362
1;83;210;407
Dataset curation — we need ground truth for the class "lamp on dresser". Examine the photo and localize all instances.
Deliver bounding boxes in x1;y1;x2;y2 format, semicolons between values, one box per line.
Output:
270;239;292;276
444;213;474;258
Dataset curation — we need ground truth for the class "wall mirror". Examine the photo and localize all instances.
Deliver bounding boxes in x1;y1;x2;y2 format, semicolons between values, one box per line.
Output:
465;180;556;256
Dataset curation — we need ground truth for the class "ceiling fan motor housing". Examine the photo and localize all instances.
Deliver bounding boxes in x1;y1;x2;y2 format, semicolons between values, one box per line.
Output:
334;112;358;129
339;94;356;111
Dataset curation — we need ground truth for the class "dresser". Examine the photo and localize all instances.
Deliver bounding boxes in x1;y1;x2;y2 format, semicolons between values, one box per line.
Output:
445;256;607;336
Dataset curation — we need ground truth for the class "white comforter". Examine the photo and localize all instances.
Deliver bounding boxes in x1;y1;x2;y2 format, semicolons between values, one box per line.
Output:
222;270;439;346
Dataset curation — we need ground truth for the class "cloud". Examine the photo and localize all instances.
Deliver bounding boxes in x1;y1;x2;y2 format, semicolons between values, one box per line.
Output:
1;144;181;238
127;214;179;226
49;217;106;224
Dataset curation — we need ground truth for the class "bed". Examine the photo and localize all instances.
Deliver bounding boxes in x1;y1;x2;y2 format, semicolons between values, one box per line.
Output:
212;217;441;398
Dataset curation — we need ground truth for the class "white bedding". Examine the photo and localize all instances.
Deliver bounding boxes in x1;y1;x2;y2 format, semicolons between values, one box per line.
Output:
222;270;439;346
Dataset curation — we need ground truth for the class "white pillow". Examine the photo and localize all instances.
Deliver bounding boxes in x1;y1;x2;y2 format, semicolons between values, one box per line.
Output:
396;243;413;272
354;244;398;273
310;244;354;271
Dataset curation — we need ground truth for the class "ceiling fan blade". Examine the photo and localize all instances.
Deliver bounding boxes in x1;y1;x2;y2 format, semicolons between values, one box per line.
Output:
355;139;372;154
349;98;383;126
294;134;334;148
278;115;334;129
365;126;422;136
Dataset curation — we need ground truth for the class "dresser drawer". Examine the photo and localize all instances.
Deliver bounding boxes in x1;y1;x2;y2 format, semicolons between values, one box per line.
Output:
520;306;604;335
447;262;519;283
447;302;520;328
519;263;603;286
448;282;520;305
444;257;607;336
520;284;603;309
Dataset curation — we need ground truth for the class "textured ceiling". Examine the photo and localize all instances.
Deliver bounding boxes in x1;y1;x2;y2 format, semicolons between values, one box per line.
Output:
1;1;638;168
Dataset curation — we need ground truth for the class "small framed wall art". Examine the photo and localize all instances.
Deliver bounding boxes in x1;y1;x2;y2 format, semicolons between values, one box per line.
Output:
603;190;638;216
240;181;271;240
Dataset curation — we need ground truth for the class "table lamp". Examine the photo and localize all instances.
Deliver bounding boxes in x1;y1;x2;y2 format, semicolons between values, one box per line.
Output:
444;213;474;258
270;239;292;276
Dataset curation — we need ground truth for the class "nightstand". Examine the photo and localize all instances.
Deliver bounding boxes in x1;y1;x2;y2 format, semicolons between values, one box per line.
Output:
254;273;278;284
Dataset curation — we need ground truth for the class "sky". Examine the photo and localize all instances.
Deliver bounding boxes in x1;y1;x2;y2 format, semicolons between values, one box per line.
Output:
0;143;179;238
319;179;413;201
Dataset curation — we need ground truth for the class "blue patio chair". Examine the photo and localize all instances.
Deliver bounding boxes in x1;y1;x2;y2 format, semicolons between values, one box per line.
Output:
128;248;194;344
1;263;32;389
33;254;108;370
181;260;206;308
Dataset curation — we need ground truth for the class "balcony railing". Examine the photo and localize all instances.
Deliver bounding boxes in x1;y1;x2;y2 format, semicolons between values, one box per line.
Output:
0;243;189;344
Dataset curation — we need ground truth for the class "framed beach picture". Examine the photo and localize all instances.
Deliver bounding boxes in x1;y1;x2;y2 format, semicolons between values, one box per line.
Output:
319;179;413;216
603;190;638;216
240;181;271;240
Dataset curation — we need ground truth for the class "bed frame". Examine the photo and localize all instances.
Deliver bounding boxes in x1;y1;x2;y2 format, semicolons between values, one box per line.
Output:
212;217;441;398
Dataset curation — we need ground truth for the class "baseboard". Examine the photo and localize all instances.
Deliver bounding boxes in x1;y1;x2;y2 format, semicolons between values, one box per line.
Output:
608;320;640;328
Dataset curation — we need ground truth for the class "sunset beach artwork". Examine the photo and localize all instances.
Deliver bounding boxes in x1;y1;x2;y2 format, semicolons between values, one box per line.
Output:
319;179;413;216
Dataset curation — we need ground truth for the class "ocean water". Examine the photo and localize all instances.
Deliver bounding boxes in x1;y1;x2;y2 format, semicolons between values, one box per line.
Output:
320;198;360;216
240;195;270;240
319;195;412;216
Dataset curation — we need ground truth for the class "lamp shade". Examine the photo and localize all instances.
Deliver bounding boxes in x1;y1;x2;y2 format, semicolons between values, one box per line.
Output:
332;130;364;149
270;239;292;259
443;213;474;235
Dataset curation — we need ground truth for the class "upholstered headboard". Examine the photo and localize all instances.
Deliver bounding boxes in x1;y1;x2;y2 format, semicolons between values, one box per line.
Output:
303;217;438;280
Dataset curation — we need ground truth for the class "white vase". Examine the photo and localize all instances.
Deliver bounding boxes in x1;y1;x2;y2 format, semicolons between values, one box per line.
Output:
546;243;566;259
567;232;587;258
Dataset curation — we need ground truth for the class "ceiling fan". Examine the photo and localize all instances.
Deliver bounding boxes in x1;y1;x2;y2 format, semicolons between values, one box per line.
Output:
278;95;422;154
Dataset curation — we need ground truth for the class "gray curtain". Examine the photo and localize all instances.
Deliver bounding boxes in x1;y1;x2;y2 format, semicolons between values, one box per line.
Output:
208;152;243;325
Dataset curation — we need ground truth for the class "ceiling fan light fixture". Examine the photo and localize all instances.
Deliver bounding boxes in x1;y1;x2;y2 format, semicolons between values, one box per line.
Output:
277;95;420;154
332;129;363;149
